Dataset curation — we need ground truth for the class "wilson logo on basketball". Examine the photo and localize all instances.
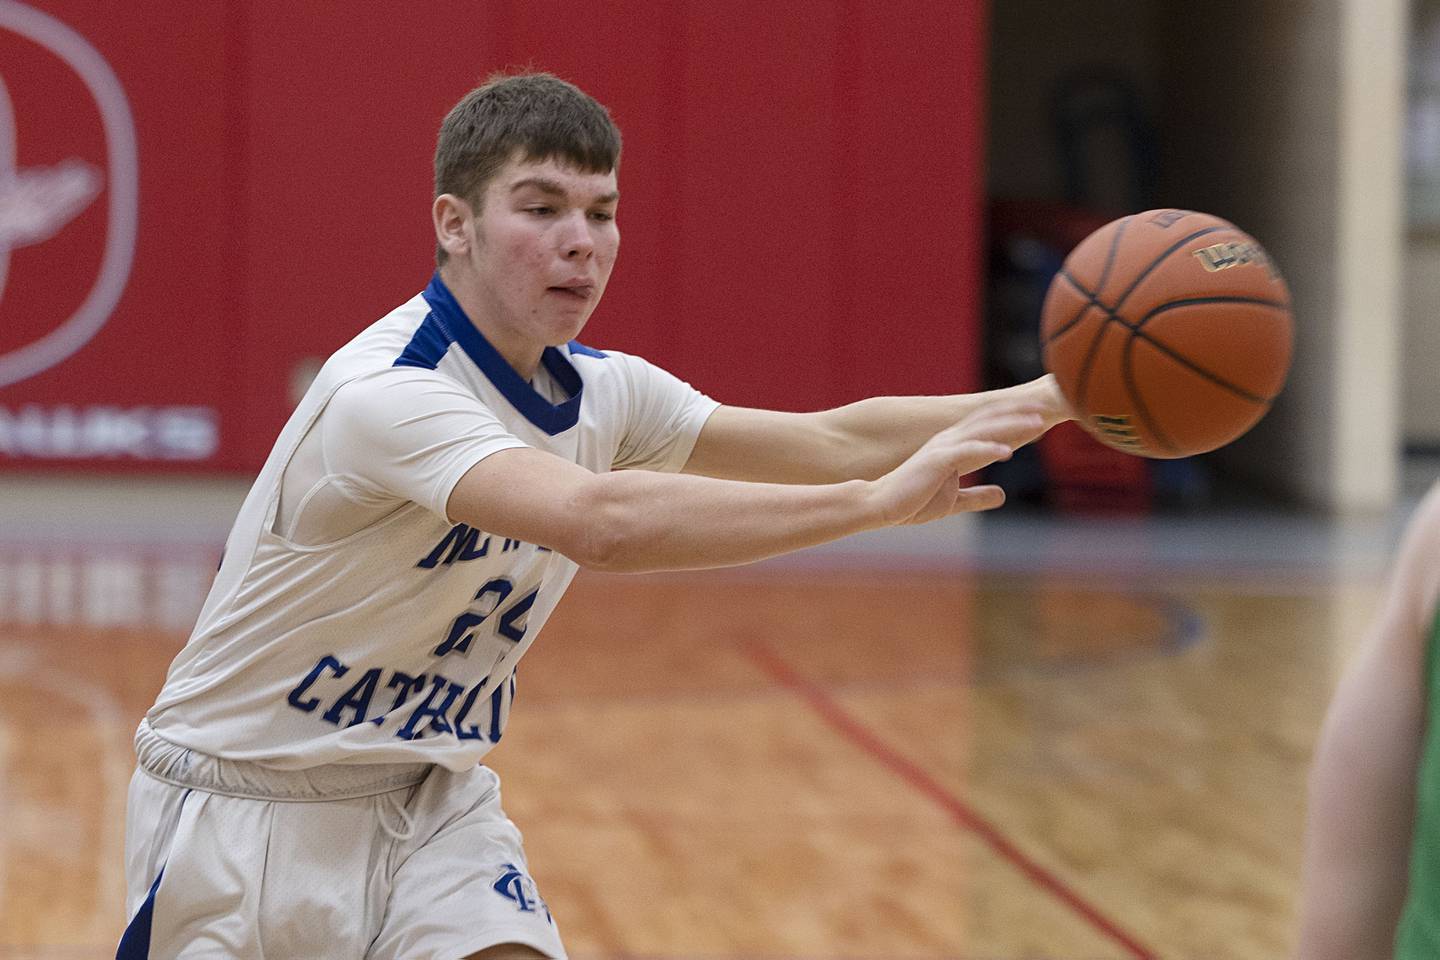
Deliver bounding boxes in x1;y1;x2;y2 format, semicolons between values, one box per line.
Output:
1192;241;1270;274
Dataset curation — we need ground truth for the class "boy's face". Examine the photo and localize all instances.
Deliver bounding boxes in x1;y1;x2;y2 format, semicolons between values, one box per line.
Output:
460;155;619;353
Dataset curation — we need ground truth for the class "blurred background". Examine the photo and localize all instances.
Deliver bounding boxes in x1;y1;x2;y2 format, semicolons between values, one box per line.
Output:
0;1;1432;958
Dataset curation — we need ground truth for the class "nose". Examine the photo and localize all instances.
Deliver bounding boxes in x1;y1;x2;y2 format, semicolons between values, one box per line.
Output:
561;211;593;261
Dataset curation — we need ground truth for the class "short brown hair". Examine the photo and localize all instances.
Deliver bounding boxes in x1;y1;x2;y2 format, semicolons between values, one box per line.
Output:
433;72;622;266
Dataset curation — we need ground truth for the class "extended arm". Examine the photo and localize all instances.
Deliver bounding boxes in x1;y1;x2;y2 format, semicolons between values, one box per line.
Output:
680;374;1072;484
1294;487;1440;960
447;402;1048;573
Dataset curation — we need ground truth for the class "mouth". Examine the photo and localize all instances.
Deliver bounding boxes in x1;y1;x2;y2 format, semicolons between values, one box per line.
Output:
547;284;594;301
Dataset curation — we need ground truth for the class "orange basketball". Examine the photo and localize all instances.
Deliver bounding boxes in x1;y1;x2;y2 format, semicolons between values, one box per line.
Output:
1039;209;1292;458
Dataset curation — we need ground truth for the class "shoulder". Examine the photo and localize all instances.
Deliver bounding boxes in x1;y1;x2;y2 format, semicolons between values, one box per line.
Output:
564;343;691;394
331;364;477;407
325;367;491;436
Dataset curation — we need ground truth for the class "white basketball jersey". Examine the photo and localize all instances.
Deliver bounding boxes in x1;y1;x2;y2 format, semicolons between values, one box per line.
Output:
145;275;718;771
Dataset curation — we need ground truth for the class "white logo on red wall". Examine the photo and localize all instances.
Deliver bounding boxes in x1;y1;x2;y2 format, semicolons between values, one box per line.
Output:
0;1;136;389
0;4;211;461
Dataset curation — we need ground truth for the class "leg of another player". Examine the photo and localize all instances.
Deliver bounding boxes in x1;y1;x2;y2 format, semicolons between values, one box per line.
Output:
462;945;551;959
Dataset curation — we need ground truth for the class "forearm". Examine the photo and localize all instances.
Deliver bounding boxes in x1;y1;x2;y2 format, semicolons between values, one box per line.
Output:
1294;644;1423;959
817;378;1066;481
572;469;882;573
451;406;1031;572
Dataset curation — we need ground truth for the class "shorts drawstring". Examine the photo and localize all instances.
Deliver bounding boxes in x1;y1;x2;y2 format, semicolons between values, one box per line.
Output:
379;789;417;842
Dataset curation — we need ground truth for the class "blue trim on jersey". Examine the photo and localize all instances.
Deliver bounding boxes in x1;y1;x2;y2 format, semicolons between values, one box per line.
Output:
567;340;607;359
115;867;164;959
417;273;584;436
393;310;454;370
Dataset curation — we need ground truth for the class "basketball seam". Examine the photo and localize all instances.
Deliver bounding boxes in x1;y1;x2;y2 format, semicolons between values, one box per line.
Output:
1110;225;1229;314
1136;295;1290;328
1047;271;1099;344
1044;216;1134;346
1044;270;1100;344
1121;334;1178;455
1092;215;1132;301
1133;296;1285;403
1129;332;1272;405
1073;312;1112;412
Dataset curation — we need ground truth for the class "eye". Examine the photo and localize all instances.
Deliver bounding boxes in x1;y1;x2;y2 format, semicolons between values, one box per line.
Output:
589;210;615;223
525;206;554;216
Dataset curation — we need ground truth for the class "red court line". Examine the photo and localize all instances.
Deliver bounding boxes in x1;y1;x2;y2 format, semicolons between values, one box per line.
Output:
740;638;1157;960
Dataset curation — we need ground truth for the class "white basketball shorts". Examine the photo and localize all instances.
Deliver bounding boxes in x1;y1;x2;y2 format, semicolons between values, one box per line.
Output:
117;720;566;959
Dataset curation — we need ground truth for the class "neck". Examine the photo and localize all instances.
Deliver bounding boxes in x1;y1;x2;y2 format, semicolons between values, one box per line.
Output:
436;263;544;379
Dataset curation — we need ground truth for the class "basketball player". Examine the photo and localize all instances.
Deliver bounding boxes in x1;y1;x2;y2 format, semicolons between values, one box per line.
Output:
117;72;1073;959
1294;486;1440;960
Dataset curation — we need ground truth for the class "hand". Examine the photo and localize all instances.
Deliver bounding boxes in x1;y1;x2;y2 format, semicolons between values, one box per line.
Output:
867;403;1047;526
1025;373;1078;428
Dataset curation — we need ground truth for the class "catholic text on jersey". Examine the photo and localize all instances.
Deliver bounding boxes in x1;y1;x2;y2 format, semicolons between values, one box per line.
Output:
282;524;548;744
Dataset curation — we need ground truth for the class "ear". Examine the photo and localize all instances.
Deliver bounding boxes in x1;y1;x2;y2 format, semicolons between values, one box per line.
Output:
432;194;474;260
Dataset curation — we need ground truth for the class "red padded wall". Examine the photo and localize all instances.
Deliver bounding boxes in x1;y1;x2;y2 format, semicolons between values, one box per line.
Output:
0;0;987;472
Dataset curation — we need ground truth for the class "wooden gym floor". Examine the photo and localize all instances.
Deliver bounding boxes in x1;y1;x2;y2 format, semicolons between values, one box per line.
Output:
0;476;1420;959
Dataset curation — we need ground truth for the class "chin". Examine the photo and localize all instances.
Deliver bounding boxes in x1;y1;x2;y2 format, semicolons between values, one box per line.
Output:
547;317;591;347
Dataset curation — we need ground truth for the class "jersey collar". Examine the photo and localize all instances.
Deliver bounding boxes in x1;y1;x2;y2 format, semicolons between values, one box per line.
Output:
421;273;583;436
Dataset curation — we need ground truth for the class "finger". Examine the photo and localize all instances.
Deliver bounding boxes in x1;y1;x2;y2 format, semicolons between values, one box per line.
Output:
908;478;1004;525
967;416;1046;454
943;439;1017;476
949;483;1006;514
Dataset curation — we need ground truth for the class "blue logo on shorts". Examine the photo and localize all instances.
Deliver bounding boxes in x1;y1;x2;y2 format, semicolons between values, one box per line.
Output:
492;863;551;923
